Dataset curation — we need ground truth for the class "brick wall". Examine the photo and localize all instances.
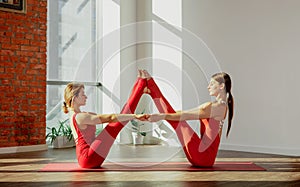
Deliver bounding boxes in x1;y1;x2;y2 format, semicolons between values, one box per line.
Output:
0;0;47;147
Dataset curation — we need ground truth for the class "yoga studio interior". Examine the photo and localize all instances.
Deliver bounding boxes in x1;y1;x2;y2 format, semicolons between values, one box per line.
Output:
0;0;299;186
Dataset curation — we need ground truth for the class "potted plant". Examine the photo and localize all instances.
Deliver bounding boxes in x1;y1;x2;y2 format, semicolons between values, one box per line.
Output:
46;118;75;148
131;119;146;145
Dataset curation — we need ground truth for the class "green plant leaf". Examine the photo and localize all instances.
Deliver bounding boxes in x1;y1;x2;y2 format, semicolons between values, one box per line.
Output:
140;132;146;136
46;118;73;145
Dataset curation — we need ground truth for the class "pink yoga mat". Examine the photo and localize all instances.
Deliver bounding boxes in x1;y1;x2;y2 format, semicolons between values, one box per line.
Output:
40;162;265;172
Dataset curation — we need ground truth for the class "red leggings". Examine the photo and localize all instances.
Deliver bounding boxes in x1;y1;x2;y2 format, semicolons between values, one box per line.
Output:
147;78;221;167
76;78;147;168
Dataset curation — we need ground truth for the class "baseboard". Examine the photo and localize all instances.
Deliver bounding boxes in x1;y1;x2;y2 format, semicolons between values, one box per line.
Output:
220;143;300;156
0;144;48;154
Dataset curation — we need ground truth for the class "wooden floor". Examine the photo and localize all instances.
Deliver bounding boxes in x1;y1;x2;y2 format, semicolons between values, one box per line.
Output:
0;144;299;187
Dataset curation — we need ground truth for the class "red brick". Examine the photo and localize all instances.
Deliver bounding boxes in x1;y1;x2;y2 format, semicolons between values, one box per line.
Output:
0;25;10;31
26;93;40;99
0;111;14;117
36;75;46;81
1;1;47;148
0;18;5;24
0;136;9;143
15;33;26;38
29;64;46;70
0;31;13;37
12;26;29;33
30;41;46;47
6;19;24;27
25;34;34;40
39;58;46;63
0;37;11;43
35;52;47;59
1;61;14;67
1;79;11;85
0;49;14;56
25;69;40;75
19;56;29;63
0;74;14;79
10;14;27;21
5;67;18;73
16;51;35;57
0;93;15;99
11;38;30;45
39;1;47;7
27;0;35;6
39;35;46;41
40;24;47;30
15;87;30;93
10;56;19;62
2;44;20;50
15;63;27;69
16;75;34;81
0;55;10;61
6;92;23;98
15;136;28;142
20;45;39;52
31;99;45;105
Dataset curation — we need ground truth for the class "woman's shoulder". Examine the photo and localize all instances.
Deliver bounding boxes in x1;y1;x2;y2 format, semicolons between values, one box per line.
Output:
212;101;226;107
75;111;94;118
73;112;90;129
200;101;226;109
199;101;213;109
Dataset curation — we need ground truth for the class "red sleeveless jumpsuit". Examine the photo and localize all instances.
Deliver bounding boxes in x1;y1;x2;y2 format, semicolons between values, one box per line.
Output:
147;78;221;167
71;78;147;168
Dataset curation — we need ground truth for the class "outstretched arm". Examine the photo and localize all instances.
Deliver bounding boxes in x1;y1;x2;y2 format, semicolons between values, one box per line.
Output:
173;102;212;121
149;102;225;122
76;113;148;126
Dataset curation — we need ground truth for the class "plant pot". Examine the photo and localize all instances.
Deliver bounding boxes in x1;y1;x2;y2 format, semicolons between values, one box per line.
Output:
143;135;162;145
131;132;144;145
53;136;75;148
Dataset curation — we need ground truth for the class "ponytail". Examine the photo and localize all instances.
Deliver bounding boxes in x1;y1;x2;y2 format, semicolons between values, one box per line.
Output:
226;92;234;137
212;72;234;138
63;101;69;114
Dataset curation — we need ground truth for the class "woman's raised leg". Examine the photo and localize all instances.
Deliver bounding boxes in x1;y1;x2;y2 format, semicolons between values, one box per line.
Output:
80;71;147;168
144;70;219;166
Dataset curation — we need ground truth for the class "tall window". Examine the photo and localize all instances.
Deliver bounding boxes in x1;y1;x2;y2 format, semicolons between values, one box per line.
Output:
46;0;120;129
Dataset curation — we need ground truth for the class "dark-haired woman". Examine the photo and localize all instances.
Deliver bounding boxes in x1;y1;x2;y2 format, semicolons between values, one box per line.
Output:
144;70;234;167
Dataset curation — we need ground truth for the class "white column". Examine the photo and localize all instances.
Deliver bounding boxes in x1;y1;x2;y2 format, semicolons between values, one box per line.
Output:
135;0;153;136
119;0;137;144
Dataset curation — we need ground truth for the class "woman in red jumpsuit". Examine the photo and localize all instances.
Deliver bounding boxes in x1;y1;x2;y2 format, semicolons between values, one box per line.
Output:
63;71;149;168
143;70;234;167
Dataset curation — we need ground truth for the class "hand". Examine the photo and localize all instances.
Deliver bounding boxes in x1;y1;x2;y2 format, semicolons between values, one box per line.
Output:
135;114;150;121
148;114;166;122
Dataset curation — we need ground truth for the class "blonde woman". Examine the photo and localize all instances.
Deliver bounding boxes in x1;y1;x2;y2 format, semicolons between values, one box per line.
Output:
63;71;149;168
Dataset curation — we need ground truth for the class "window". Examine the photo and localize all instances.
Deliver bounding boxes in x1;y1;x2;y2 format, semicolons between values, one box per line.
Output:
46;0;120;130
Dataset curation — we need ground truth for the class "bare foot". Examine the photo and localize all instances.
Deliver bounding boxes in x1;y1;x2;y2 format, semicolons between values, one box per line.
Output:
138;69;151;93
138;69;142;78
139;69;146;79
141;70;151;93
143;70;152;80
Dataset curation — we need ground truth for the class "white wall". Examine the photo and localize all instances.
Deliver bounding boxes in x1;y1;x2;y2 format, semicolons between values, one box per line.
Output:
183;0;300;156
